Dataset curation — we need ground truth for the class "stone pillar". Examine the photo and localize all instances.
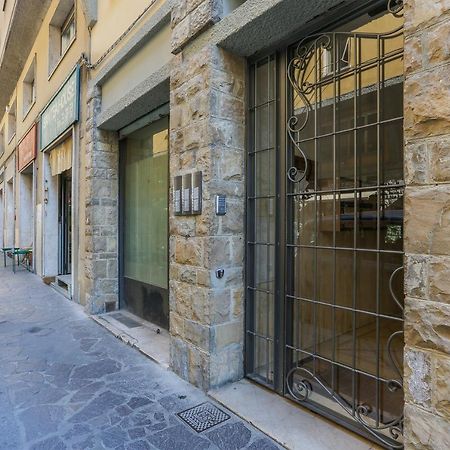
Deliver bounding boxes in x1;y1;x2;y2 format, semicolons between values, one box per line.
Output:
171;0;223;54
403;1;450;448
84;86;119;314
169;45;245;390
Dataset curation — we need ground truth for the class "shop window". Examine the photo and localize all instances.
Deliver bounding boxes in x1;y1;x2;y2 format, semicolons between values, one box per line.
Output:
7;98;16;142
61;7;75;54
49;0;76;75
22;57;36;117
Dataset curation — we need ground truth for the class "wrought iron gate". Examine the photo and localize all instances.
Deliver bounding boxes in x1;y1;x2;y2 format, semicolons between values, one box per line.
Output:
246;1;405;448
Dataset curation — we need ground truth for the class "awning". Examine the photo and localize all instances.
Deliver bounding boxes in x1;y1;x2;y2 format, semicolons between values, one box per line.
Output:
49;136;72;176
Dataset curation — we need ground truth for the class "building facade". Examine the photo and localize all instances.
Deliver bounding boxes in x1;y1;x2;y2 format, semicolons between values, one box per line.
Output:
0;0;449;448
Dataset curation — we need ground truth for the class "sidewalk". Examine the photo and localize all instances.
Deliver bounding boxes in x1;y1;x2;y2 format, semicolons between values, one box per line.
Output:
0;266;281;450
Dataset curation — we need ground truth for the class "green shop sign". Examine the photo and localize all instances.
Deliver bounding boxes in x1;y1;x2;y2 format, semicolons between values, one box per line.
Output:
40;66;80;150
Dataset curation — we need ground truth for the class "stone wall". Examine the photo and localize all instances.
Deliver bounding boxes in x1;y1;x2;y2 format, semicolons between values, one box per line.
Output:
84;86;119;315
169;44;246;390
403;0;450;448
171;0;223;53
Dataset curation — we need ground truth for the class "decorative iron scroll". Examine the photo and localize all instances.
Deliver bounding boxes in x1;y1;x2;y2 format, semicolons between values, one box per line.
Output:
286;1;405;448
286;265;404;449
286;0;404;188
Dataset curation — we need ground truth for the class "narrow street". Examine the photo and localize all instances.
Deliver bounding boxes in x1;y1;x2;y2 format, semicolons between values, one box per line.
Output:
0;266;280;450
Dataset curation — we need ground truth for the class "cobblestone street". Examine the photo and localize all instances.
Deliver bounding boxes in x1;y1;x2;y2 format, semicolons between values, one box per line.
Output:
0;267;280;450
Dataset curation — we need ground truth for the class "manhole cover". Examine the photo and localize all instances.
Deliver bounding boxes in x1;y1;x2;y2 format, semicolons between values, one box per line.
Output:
110;313;142;329
177;402;230;433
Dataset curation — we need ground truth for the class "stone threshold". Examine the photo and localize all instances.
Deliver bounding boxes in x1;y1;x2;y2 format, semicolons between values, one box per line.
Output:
91;310;170;369
208;379;382;450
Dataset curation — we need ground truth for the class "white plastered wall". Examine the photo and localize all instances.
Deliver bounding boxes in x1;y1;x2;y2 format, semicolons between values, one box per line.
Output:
100;24;171;112
0;187;4;248
4;158;15;247
17;168;34;248
41;152;59;277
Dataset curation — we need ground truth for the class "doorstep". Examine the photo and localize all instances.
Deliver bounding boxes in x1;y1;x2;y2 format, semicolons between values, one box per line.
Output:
209;379;382;450
50;275;72;299
92;310;170;368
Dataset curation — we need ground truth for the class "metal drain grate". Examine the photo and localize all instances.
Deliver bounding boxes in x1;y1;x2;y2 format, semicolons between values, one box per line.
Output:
110;313;142;329
177;402;230;433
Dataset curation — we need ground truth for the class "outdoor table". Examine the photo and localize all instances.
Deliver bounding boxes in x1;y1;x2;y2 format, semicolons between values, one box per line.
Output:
10;248;32;273
1;247;19;267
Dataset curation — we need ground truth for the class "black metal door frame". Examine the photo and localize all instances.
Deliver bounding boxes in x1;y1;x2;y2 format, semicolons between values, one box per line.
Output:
245;1;405;448
58;171;72;275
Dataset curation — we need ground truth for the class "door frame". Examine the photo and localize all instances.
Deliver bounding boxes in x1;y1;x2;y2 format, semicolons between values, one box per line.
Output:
244;1;405;448
58;170;72;275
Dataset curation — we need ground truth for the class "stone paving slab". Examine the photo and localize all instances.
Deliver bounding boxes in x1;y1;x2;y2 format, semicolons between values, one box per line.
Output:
0;267;281;450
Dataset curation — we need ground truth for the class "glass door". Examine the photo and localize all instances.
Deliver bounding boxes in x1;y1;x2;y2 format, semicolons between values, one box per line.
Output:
120;117;169;329
246;3;405;448
59;170;72;275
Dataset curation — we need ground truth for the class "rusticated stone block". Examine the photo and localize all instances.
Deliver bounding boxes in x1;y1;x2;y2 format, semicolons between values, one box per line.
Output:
433;355;450;419
174;236;203;266
170;311;185;339
210;89;245;121
187;344;210;389
231;288;244;319
219;147;244;181
204;236;232;266
404;403;450;449
170;336;189;380
171;0;222;53
405;141;428;185
429;256;450;304
190;287;210;323
171;0;187;28
184;319;211;352
405;298;450;354
209;343;243;387
211;67;245;98
212;320;243;351
404;185;450;255
209;289;231;323
404;347;431;407
210;267;243;290
426;19;450;65
404;35;423;75
405;253;429;299
429;136;450;183
404;0;450;33
404;66;450;139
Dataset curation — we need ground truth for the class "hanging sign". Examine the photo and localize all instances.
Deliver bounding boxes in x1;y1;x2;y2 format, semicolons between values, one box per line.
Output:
18;124;37;172
40;66;79;150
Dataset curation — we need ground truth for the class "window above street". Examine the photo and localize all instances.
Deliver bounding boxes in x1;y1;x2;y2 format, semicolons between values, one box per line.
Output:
7;98;16;142
48;0;76;76
61;7;75;55
22;57;36;118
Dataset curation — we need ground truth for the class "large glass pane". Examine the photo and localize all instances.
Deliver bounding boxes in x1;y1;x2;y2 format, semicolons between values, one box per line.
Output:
247;55;277;386
122;117;169;327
